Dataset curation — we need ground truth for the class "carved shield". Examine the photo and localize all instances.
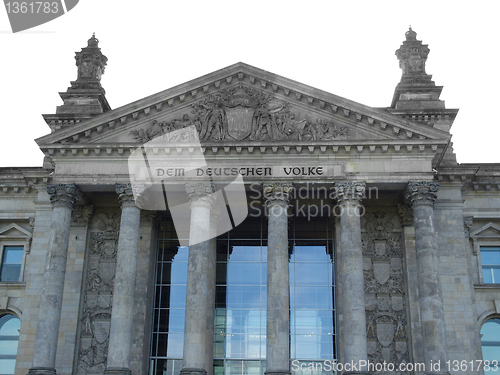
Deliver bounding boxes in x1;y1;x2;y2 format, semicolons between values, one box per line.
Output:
98;261;115;284
93;320;111;344
376;322;394;347
226;106;254;140
373;261;390;285
377;294;391;311
374;241;387;256
391;295;403;311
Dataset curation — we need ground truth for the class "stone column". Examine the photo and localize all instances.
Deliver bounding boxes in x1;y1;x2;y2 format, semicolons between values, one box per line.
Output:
335;182;368;373
263;182;293;375
104;184;142;375
28;184;81;375
204;208;221;375
181;182;215;375
406;182;449;374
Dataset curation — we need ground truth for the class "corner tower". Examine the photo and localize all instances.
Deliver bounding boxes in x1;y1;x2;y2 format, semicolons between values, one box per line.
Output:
42;34;111;132
389;27;459;165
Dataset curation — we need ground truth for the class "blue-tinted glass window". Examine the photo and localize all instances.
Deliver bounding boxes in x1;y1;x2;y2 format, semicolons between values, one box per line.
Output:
289;222;336;363
0;246;23;282
481;247;500;284
481;318;500;375
150;215;336;375
150;220;189;374
0;314;21;375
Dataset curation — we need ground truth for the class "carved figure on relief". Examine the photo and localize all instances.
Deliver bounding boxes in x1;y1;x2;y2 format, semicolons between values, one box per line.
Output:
129;84;350;143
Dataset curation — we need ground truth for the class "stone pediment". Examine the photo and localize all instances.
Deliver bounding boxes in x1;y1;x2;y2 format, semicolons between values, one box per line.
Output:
0;223;32;239
36;62;450;155
470;223;500;239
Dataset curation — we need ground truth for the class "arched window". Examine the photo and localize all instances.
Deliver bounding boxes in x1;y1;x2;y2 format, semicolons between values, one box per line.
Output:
481;318;500;374
0;314;21;375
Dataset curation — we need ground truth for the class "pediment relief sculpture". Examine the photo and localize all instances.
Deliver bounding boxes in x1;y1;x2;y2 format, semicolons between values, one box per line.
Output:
129;84;349;143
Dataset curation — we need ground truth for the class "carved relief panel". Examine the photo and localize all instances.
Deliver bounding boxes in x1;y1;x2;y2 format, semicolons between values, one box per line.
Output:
76;210;120;375
129;83;350;143
362;211;410;373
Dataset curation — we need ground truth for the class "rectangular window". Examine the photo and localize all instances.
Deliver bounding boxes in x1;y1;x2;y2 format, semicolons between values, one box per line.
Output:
0;246;24;282
481;246;500;284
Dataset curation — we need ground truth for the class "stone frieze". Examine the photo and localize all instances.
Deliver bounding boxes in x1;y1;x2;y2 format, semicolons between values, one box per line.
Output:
130;83;349;143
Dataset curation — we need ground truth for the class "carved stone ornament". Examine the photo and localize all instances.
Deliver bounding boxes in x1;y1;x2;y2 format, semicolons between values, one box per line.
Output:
29;217;35;230
395;27;432;84
397;203;413;227
464;216;473;237
129;83;350;143
185;182;216;207
405;181;439;207
72;205;95;226
47;184;82;209
77;209;120;375
115;183;147;208
335;181;366;206
363;211;409;369
73;33;107;90
263;182;293;207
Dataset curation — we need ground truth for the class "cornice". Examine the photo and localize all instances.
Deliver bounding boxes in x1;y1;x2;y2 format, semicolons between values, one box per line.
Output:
39;138;447;159
36;63;451;147
437;164;500;191
0;168;50;195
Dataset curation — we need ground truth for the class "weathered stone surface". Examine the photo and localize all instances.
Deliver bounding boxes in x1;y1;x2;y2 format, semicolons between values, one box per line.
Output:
264;182;293;375
335;182;368;369
406;182;449;371
181;182;215;374
29;185;81;373
105;185;141;372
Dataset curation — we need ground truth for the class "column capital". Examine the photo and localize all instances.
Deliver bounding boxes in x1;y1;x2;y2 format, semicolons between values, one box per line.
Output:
263;182;293;206
405;181;439;207
185;182;216;208
334;181;365;206
47;184;81;209
116;183;147;208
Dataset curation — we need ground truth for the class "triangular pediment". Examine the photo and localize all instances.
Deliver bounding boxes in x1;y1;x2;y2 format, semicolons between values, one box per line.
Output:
470;223;500;239
36;62;450;154
0;223;32;238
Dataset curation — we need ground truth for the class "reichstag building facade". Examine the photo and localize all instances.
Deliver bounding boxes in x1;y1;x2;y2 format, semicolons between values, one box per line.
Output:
0;29;499;375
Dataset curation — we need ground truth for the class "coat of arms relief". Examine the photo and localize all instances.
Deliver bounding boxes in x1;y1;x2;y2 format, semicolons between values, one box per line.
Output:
362;211;410;374
130;83;349;143
76;211;121;375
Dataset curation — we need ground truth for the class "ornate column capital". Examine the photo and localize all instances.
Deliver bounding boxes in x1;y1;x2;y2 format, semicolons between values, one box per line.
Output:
185;182;216;207
71;205;94;227
47;184;81;209
263;182;293;207
334;181;365;206
405;181;439;207
116;183;147;208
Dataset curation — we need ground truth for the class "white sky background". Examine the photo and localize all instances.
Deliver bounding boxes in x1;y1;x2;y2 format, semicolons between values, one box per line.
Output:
0;0;498;167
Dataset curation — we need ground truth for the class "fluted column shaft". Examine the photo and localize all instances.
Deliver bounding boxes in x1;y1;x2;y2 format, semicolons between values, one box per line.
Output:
181;183;215;375
29;184;81;375
264;182;293;375
204;209;220;375
406;182;448;373
105;184;142;375
335;182;368;371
